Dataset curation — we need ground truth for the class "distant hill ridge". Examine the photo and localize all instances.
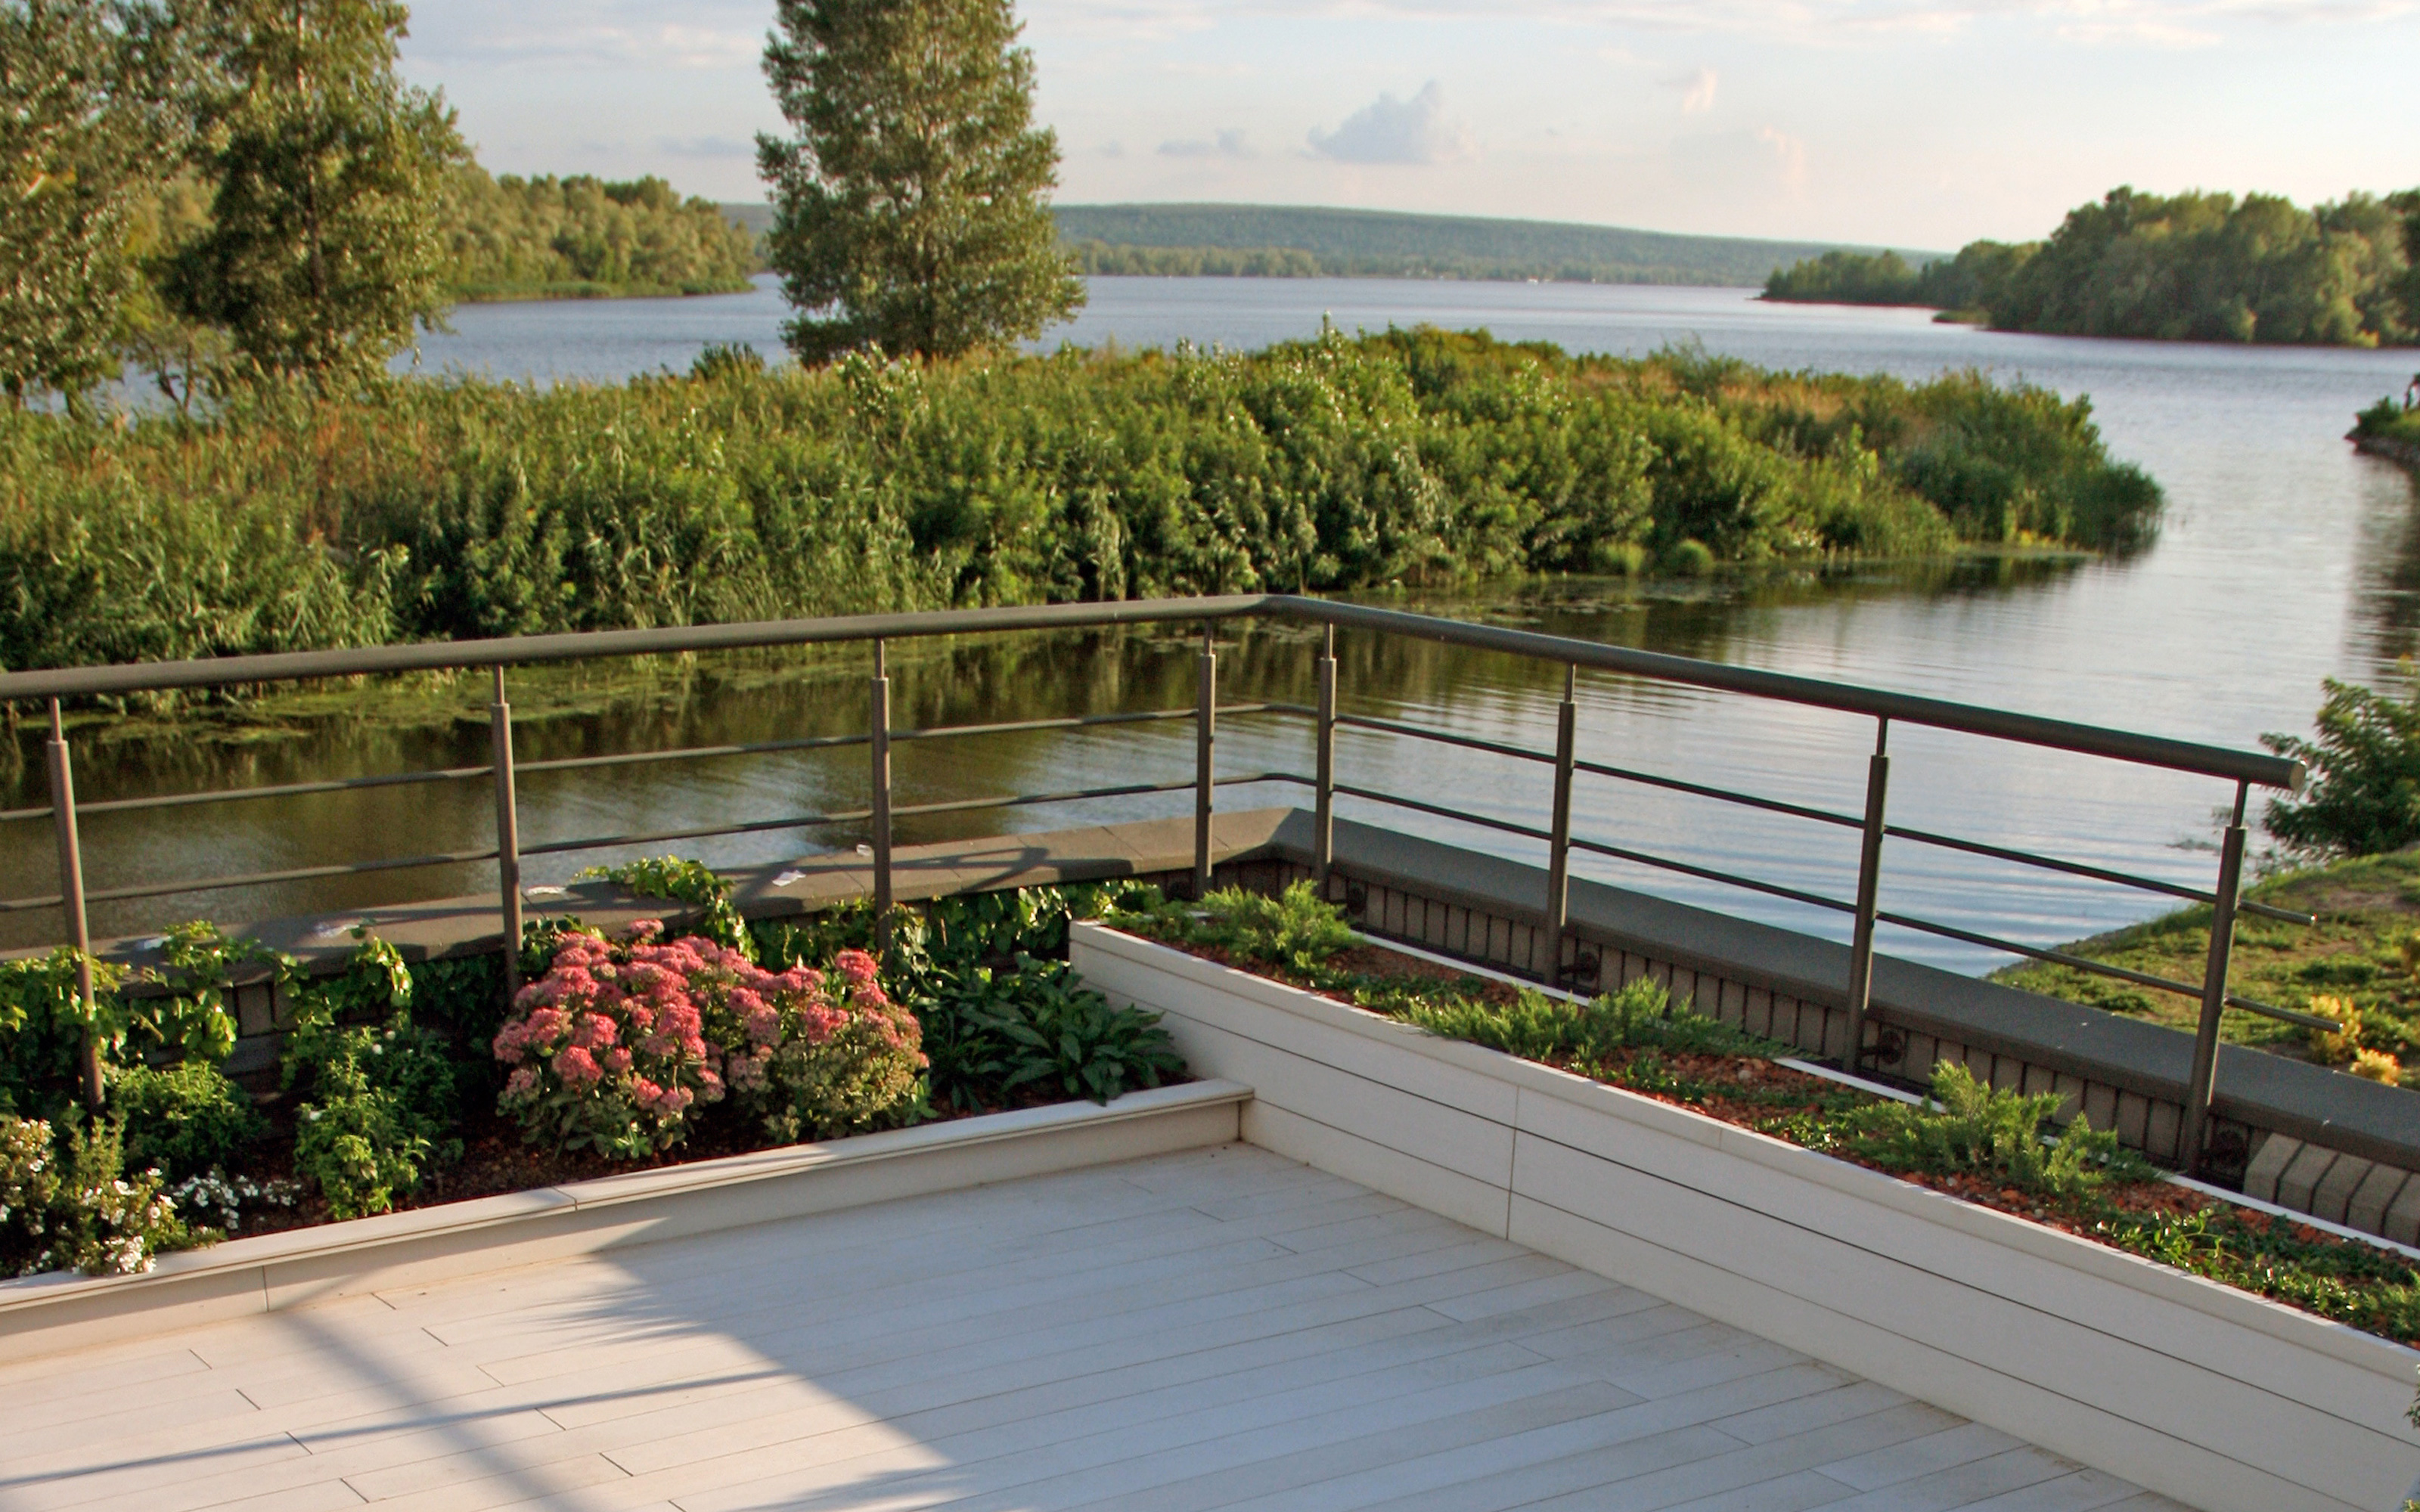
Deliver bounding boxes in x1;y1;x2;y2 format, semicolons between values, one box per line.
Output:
718;200;1939;287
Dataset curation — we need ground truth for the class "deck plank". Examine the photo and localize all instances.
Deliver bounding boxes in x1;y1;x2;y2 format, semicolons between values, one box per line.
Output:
0;1144;2159;1512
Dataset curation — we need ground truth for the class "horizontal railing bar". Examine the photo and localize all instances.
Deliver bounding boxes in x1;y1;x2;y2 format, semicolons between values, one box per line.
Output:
1333;783;1554;842
1574;758;1863;831
892;702;1305;747
1270;600;2304;790
2220;995;2339;1032
2;708;1314;828
517;773;1316;867
887;771;1308;823
518;733;870;779
1334;713;1556;765
522;813;846;860
891;708;1197;745
1568;836;1857;916
1882;821;2317;927
1872;910;2336;1030
60;847;507;908
2;764;495;823
0;596;2301;790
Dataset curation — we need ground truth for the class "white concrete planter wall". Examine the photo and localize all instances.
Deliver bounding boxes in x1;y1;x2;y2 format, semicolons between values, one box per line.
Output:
1073;922;2420;1512
0;1078;1247;1361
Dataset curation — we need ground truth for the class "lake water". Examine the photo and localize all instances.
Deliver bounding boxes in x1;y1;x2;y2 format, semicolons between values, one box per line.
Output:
9;275;2417;979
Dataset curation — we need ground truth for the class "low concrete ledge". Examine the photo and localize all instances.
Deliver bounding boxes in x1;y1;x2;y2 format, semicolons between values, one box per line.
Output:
1074;922;2420;1512
0;1078;1249;1361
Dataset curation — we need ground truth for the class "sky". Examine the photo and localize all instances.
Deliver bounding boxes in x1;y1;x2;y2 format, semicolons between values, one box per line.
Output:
397;0;2420;252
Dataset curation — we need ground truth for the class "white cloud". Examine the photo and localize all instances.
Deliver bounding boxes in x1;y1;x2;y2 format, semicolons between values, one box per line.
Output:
1665;66;1720;112
405;2;764;69
1159;129;1255;158
1758;125;1808;193
1307;81;1475;165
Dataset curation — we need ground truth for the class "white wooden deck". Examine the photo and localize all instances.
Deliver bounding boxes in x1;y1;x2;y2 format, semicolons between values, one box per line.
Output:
0;1145;2187;1512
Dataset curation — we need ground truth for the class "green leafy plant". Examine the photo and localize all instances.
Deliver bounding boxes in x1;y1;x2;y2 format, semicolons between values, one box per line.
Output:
2265;674;2420;858
902;965;1016;1113
581;857;752;958
975;956;1181;1105
755;900;876;973
1391;978;1780;1068
0;1113;197;1277
110;1061;265;1184
1826;1061;2154;1198
281;938;460;1219
142;920;278;1066
0;949;123;1118
1126;880;1357;975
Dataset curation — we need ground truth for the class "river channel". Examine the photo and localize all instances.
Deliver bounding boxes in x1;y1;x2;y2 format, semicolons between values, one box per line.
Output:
6;276;2417;975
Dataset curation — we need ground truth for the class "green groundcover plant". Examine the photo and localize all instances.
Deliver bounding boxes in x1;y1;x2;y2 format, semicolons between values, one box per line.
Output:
1111;883;2420;1346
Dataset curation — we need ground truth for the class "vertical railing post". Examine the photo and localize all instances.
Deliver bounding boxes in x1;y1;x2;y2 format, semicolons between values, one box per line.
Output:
1194;627;1216;898
1843;719;1891;1072
1545;665;1577;981
490;667;524;1002
2182;782;2249;1176
44;699;100;1109
1314;624;1336;889
870;639;895;953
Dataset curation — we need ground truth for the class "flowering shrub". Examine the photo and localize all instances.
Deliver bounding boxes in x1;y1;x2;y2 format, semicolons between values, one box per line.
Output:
724;947;926;1142
0;1114;195;1277
494;925;923;1156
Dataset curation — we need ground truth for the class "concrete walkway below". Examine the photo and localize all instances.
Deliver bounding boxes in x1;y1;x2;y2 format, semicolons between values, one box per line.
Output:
0;1145;2183;1512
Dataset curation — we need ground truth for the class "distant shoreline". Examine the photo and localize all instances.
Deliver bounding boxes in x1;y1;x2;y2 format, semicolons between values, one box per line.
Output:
451;277;759;304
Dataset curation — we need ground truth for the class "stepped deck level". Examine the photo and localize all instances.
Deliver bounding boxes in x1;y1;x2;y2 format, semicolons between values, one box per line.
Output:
0;1146;2179;1512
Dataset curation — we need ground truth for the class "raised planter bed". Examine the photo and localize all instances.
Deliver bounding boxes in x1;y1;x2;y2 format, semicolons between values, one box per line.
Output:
1072;921;2420;1512
0;1077;1247;1361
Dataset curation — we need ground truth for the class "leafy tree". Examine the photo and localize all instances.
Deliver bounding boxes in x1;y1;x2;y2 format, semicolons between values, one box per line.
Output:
2264;675;2420;857
0;0;153;411
162;0;465;387
440;166;761;299
755;0;1083;362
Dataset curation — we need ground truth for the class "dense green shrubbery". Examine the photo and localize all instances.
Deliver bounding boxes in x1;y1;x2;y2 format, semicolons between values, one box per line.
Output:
0;330;2158;677
281;940;462;1219
110;1061;265;1184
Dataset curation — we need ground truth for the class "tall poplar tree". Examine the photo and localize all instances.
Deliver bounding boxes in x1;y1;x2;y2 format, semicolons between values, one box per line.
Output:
163;0;464;388
0;0;149;410
756;0;1083;363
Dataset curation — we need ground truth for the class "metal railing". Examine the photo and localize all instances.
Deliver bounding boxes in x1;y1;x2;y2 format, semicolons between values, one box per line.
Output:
0;594;2308;1174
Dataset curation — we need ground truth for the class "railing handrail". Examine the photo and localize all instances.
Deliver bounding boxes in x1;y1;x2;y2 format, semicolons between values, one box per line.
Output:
0;593;2304;792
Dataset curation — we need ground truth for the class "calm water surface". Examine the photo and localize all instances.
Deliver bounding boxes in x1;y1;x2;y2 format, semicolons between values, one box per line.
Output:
9;277;2417;975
